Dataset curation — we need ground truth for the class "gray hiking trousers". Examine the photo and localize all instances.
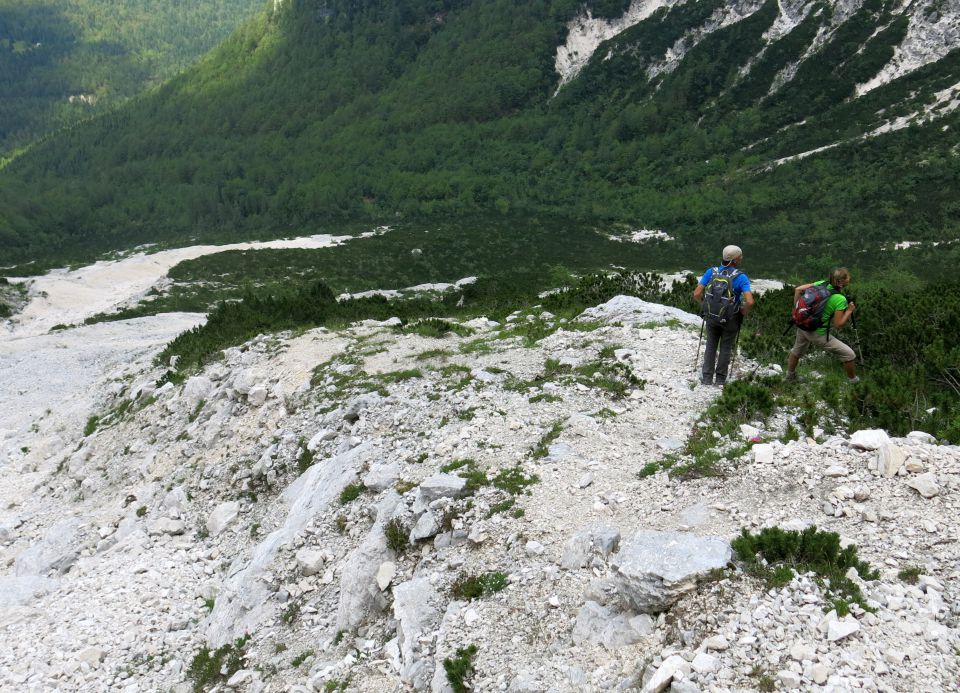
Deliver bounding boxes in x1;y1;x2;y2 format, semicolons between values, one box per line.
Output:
701;316;740;384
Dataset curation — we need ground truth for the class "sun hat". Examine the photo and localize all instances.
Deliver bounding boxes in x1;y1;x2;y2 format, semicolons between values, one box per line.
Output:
722;245;742;262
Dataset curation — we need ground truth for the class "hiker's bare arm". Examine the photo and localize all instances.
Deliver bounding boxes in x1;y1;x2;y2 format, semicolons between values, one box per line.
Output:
741;291;755;316
832;302;856;328
794;283;813;298
693;284;704;303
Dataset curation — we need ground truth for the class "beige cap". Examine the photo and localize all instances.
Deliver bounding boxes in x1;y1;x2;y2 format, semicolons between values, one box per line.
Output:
722;245;742;262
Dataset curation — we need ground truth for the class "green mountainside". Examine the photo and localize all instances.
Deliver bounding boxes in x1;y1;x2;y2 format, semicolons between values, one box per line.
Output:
1;0;958;275
0;0;265;158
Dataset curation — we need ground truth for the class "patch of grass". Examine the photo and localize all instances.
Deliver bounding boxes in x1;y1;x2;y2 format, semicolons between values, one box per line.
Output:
332;630;345;646
458;338;493;355
450;572;508;601
636;462;660;479
202;597;215;612
394;479;417;494
530;420;564;460
324;681;348;693
749;666;776;693
492;466;539;495
456;407;478;420
136;505;147;518
485;498;515;518
528;393;563;404
280;600;301;625
186;634;250;693
297;439;315;474
375;368;423;384
444;644;478;693
440;458;474;473
83;415;100;437
338;482;366;505
188;399;206;423
898;566;923;584
291;650;314;667
385;518;410;555
592;407;618;419
732;526;879;610
416;348;454;360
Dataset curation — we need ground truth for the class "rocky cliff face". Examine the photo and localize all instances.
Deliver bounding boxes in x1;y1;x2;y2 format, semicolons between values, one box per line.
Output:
1;286;958;691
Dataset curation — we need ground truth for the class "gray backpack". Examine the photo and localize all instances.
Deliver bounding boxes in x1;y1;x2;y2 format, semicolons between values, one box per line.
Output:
702;267;740;323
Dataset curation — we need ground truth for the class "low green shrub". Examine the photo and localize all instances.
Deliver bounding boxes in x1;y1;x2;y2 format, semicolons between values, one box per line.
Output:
187;635;250;692
338;482;366;505
450;572;508;600
732;526;879;609
444;644;479;693
385;518;410;554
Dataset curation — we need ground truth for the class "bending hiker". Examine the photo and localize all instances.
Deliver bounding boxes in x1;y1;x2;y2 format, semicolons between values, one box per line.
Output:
785;267;858;383
693;245;754;386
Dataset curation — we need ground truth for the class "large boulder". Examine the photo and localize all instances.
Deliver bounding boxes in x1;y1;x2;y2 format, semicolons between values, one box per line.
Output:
609;530;731;613
850;429;890;451
14;518;86;576
577;296;700;328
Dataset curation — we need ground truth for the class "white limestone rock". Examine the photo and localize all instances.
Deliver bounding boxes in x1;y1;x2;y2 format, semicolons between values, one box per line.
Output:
577;295;700;328
609;530;731;613
393;578;441;690
560;524;621;569
906;430;936;444
14;518;86;577
827;616;861;642
295;548;326;576
753;443;774;464
877;443;907;478
363;462;402;492
206;501;240;537
247;385;268;406
850;429;890;450
642;654;692;693
906;472;940;498
572;601;654;649
148;517;185;536
183;376;214;409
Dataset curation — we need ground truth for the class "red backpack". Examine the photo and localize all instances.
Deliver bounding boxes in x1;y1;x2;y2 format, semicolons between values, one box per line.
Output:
792;282;834;332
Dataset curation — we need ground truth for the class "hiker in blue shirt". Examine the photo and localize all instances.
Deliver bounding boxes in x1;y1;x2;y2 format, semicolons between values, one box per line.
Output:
692;245;755;386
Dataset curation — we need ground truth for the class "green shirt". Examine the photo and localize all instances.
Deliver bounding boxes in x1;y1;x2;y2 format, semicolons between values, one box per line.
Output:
814;281;848;334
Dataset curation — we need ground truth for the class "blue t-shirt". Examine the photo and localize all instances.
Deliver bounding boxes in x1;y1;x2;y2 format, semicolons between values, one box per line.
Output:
699;266;751;307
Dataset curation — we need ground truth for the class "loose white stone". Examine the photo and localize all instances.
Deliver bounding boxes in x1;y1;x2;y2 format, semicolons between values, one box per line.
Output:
906;473;939;498
827;617;861;642
376;561;396;591
206;501;240;536
850;429;890;450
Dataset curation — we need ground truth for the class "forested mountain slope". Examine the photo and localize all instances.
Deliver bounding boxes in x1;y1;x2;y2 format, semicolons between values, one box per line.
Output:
0;0;265;158
1;0;958;271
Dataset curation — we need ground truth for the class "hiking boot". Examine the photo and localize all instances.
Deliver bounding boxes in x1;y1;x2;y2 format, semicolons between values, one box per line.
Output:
784;371;802;383
700;376;713;386
847;376;860;384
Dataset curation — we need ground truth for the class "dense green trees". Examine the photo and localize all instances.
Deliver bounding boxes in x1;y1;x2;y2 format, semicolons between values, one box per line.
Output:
0;0;958;273
0;0;264;156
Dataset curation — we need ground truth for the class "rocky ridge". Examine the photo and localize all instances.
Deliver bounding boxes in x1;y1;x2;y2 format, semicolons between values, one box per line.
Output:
0;296;958;692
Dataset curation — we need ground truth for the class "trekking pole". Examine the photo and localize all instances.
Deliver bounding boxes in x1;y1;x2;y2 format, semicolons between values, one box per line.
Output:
694;319;704;375
729;318;742;377
850;313;865;366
